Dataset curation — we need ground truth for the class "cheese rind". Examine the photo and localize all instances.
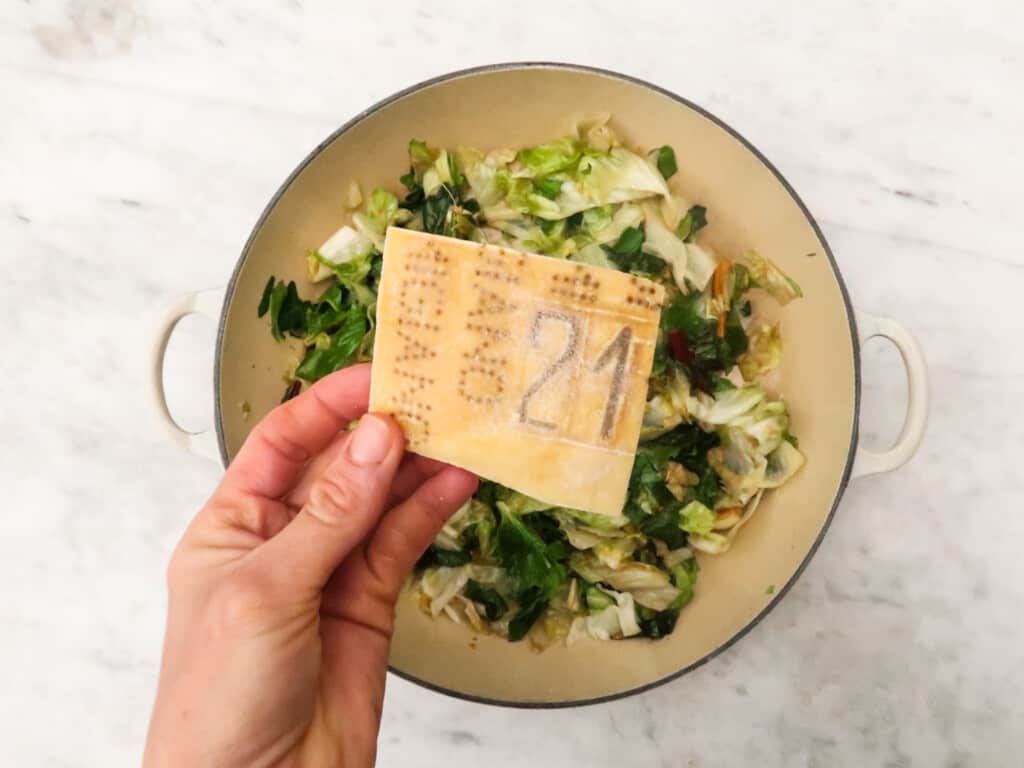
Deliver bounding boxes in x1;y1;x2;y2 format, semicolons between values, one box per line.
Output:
369;227;664;516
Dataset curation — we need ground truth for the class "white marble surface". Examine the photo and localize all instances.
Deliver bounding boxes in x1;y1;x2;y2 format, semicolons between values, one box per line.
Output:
2;1;1022;765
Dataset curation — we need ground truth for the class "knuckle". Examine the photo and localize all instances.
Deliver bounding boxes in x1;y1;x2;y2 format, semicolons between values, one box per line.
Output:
256;409;311;465
372;525;417;571
364;525;422;597
307;473;362;525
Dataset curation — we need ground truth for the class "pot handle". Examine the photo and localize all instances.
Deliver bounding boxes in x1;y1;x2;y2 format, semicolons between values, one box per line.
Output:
149;288;225;464
851;310;928;478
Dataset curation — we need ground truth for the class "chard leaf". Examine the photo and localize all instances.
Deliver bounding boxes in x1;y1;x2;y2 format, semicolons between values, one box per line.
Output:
494;508;565;597
508;587;549;641
417;547;472;570
604;226;667;275
257;276;274;317
676;205;707;242
265;279;311;341
295;305;367;382
465;579;508;620
637;506;686;549
421;186;453;234
661;293;748;392
653;145;678;180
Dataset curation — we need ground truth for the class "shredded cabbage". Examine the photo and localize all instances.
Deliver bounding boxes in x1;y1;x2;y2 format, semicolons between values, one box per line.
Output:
746;251;803;304
307;225;374;282
262;121;807;648
739;323;783;382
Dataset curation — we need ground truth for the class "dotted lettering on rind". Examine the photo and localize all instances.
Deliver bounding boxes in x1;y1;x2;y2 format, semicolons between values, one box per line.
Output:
392;407;431;447
455;245;523;407
387;263;447;441
549;269;601;305
624;277;662;311
467;286;515;318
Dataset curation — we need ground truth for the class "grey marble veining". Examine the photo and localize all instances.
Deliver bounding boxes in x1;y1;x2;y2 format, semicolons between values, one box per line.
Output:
1;1;1022;765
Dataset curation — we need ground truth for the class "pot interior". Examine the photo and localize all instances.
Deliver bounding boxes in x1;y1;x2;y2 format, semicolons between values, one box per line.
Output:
216;65;857;705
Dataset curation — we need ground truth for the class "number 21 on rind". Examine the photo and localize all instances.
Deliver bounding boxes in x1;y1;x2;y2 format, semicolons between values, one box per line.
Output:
518;310;633;444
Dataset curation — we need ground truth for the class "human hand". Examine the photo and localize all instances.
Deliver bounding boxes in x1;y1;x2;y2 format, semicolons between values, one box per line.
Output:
143;364;478;767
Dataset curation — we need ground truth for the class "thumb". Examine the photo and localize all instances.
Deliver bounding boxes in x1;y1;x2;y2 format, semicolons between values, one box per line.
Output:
252;413;405;592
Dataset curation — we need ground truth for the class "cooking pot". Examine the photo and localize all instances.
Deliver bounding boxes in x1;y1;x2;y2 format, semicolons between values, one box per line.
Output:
148;64;927;706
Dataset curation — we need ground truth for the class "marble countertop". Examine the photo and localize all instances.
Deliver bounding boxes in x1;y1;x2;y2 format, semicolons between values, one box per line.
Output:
2;1;1022;765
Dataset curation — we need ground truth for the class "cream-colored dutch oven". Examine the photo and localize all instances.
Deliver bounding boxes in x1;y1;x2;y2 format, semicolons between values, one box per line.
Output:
149;64;928;707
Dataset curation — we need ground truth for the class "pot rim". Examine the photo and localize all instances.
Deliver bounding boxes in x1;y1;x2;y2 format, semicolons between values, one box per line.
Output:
214;61;861;708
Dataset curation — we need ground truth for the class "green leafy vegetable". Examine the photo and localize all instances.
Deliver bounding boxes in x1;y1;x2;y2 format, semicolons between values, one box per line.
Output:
625;422;724;524
495;489;555;517
494;508;565;597
653;145;678;180
679;501;715;536
304;298;346;340
257;128;807;648
738;324;782;383
306;225;376;283
447;151;465;190
398;170;425;208
692;465;721;508
761;440;806;488
508;587;549;641
416;547;472;570
676;205;707;242
636;606;680;639
295;305;367;382
637;506;686;549
557;507;629;532
533;177;563;200
746;251;803;304
662;292;748;392
713;377;737;392
585;585;615;612
516;137;582;175
465;579;508;620
281;380;302;402
492;504;567;641
422;186;453;233
604;226;667;275
273;281;307;340
609;226;644;256
636;557;699;638
307;248;375;289
365;188;399;232
257;277;274;317
261;278;350;342
571;243;618;270
566;147;670;213
581;205;612;236
623;447;676;523
673;557;699;606
646;421;721;470
545;539;571;563
407;138;435;180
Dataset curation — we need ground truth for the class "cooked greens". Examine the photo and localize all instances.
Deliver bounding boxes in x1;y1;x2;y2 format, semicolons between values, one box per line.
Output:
258;117;805;647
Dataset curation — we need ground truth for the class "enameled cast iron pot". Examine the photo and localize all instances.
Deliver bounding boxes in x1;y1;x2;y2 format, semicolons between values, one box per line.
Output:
149;64;928;707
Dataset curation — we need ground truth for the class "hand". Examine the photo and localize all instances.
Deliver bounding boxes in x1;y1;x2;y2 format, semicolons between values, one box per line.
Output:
144;364;478;768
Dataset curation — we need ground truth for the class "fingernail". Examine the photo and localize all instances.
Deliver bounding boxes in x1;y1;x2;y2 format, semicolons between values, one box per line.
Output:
349;415;392;465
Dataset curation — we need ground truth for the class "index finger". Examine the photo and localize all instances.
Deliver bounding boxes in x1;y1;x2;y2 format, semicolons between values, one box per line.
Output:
220;363;374;500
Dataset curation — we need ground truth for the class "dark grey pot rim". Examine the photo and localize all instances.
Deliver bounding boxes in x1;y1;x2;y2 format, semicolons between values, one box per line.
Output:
214;61;861;709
